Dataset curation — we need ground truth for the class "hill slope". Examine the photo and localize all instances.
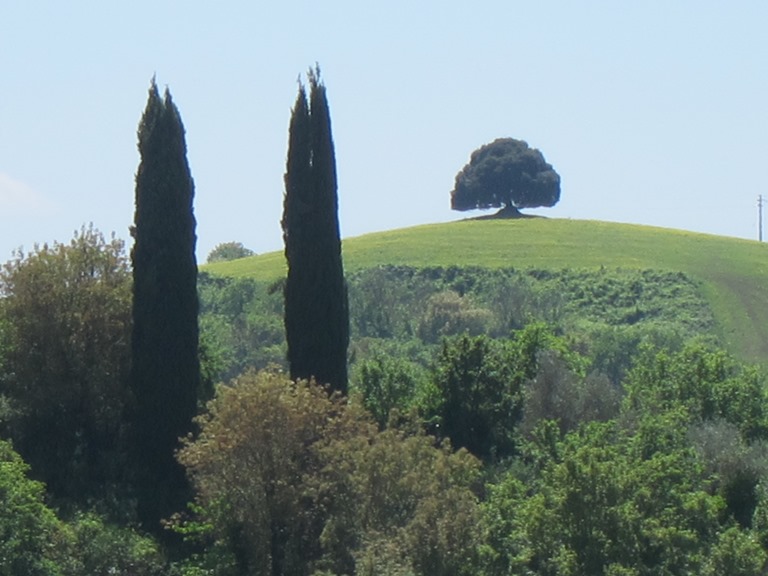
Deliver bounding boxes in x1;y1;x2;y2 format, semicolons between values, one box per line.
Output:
205;218;768;362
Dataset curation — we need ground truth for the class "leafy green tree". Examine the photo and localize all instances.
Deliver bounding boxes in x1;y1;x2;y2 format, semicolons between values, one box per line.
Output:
0;439;67;576
483;416;726;576
282;66;349;394
176;370;364;576
351;350;429;428
62;513;167;576
701;527;767;576
0;440;169;576
623;343;768;440
430;334;524;460
131;78;200;531
206;241;254;263
0;226;131;503
176;370;481;576
450;138;560;217
318;422;482;576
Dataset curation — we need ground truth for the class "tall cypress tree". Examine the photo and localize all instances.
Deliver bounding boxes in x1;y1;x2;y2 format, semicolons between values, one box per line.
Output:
131;78;200;531
283;67;349;394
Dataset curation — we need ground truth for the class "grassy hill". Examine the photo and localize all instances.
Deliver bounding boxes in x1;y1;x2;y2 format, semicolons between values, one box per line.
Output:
205;218;768;362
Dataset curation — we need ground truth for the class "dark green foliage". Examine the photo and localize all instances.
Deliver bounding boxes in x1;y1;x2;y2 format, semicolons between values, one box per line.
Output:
450;138;560;214
429;334;524;459
131;79;200;531
426;323;612;461
0;226;131;505
0;439;170;574
206;241;254;263
282;67;349;393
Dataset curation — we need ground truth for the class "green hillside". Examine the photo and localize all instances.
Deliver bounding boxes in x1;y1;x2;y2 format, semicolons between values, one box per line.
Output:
205;218;768;362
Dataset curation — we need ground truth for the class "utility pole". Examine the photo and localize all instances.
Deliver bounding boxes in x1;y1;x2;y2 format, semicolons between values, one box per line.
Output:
759;195;764;242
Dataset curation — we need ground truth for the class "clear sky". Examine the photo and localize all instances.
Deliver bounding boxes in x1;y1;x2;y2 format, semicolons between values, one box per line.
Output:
1;1;766;262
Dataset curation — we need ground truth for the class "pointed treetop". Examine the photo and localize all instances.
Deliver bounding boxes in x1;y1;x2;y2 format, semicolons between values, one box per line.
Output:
138;76;164;149
307;63;322;88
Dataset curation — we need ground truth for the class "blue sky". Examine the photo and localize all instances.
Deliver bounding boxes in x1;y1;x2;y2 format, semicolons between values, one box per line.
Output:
1;1;766;261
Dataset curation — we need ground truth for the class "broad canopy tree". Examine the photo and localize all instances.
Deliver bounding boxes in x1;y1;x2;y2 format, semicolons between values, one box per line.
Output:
0;226;131;504
450;137;561;217
206;241;254;263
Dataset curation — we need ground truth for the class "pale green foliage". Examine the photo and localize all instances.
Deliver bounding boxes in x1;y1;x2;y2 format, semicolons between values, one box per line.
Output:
177;370;362;575
417;290;493;343
317;422;482;576
521;350;620;438
175;369;481;576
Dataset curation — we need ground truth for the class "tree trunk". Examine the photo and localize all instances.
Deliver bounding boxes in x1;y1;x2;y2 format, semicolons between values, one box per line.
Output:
495;205;522;218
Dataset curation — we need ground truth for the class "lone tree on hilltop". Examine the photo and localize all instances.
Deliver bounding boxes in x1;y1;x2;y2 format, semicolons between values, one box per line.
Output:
130;78;200;532
450;138;561;218
206;241;255;263
282;66;349;394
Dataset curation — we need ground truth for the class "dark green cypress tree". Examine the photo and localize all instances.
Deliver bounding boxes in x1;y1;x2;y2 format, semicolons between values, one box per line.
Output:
283;67;349;394
131;78;200;531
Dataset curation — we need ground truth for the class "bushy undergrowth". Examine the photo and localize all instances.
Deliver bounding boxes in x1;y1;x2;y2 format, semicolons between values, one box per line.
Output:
199;266;715;389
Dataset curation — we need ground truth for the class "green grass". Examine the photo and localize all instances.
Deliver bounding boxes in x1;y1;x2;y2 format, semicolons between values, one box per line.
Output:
204;218;768;362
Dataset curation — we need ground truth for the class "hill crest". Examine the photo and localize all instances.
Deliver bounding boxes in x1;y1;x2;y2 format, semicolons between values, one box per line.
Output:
204;218;768;361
